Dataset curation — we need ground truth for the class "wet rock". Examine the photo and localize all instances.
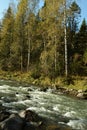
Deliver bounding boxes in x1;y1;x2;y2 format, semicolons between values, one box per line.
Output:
77;92;87;99
77;90;87;99
26;95;31;99
24;109;41;122
0;114;24;130
57;115;70;123
78;89;83;93
40;87;48;92
77;92;84;98
0;105;11;118
44;124;72;130
42;121;66;130
22;108;74;130
55;87;78;97
24;122;36;130
0;103;3;110
24;121;42;130
27;88;33;91
0;108;73;130
68;89;77;96
83;93;87;99
16;92;19;94
19;110;25;118
20;110;43;130
0;110;10;122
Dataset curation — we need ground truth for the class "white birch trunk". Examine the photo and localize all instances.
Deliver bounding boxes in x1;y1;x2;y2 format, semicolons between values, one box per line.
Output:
64;0;68;77
27;37;30;72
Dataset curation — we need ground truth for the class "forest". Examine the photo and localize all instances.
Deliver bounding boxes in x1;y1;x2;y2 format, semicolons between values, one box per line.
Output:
0;0;87;81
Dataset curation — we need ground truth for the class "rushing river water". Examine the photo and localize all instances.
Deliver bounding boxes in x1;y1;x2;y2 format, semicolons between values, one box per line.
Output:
0;79;87;130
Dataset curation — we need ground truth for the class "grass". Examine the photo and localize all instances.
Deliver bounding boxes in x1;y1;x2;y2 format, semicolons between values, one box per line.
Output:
67;79;87;91
0;70;87;91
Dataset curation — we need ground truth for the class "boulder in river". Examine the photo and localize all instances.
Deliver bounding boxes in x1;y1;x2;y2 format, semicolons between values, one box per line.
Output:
77;92;84;98
0;114;24;130
0;110;10;122
0;108;73;130
24;109;42;122
78;89;83;93
77;91;87;99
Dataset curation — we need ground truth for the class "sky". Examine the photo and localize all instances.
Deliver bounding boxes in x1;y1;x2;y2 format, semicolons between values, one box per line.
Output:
0;0;13;19
76;0;87;24
0;0;87;26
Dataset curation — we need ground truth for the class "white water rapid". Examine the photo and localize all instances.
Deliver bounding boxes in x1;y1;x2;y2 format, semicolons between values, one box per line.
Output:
0;80;87;130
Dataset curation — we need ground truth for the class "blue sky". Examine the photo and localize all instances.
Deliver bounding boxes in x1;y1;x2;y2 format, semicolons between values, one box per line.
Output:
0;0;87;25
0;0;10;19
76;0;87;24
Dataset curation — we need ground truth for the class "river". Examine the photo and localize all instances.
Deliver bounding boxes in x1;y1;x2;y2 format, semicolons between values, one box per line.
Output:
0;79;87;130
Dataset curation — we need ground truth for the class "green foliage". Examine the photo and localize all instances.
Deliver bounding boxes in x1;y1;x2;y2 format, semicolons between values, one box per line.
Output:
67;77;87;91
0;0;87;81
83;50;87;64
31;66;41;79
40;76;51;86
0;6;15;70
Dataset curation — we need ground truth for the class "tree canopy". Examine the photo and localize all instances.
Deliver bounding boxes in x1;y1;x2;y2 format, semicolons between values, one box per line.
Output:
0;0;87;78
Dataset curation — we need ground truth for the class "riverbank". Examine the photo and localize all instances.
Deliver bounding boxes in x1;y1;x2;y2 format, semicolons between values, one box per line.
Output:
0;70;87;99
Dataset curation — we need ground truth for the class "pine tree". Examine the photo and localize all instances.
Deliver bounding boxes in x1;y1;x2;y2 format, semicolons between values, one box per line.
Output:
0;21;2;43
79;19;87;53
66;1;81;75
0;6;14;70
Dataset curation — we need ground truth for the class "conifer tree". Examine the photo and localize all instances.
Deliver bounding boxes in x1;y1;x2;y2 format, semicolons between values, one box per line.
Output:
66;1;81;74
0;6;14;70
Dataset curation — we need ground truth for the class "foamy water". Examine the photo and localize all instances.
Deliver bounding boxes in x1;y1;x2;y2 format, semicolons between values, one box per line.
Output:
0;79;87;130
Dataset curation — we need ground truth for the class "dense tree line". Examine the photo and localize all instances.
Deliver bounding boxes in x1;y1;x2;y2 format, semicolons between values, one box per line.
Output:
0;0;87;79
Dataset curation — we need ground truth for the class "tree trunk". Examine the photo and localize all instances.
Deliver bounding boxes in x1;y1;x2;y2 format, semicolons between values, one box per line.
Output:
27;37;30;72
44;38;46;68
54;36;57;74
21;47;23;72
43;34;47;75
64;0;68;77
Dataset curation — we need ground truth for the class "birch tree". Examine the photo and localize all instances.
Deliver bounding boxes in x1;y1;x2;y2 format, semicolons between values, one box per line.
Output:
39;0;64;77
25;0;40;72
